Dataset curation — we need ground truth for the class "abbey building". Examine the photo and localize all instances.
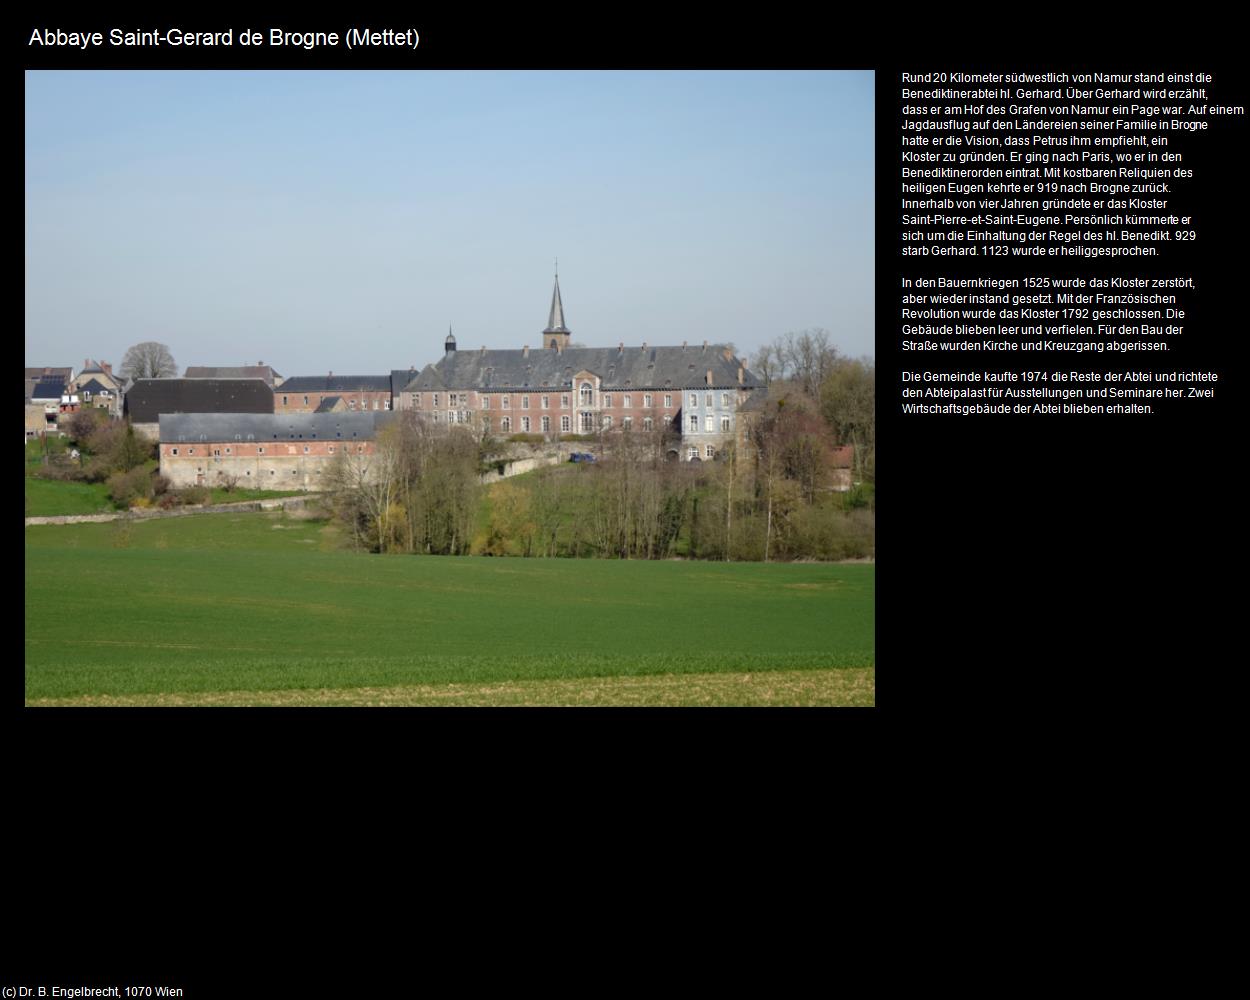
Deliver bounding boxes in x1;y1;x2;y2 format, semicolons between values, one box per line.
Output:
390;273;763;460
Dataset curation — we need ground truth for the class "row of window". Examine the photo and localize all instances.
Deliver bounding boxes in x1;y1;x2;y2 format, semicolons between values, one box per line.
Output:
171;445;367;456
688;415;733;433
280;396;392;410
687;445;718;460
410;390;733;411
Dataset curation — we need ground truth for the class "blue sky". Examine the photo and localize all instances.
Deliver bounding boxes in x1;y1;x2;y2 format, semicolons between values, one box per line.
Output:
25;70;874;376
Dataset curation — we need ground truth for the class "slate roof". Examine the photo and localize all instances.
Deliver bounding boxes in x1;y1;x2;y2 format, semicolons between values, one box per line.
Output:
544;275;569;334
278;375;392;393
737;389;771;413
125;378;274;423
160;411;395;443
185;365;282;385
77;378;114;396
395;344;762;393
25;367;72;382
314;396;345;412
30;377;69;400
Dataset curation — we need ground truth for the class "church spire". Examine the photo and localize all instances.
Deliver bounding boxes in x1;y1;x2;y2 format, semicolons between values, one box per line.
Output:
543;264;571;351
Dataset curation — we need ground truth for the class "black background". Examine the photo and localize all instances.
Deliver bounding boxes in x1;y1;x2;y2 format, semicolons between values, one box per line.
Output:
16;18;1244;975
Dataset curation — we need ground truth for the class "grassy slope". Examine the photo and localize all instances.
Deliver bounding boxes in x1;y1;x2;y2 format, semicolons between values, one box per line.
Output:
25;512;874;701
24;477;115;516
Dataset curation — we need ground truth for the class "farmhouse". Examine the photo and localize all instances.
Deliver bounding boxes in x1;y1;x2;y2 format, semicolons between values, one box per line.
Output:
275;375;393;414
392;275;763;460
125;378;274;439
159;411;394;489
185;363;283;387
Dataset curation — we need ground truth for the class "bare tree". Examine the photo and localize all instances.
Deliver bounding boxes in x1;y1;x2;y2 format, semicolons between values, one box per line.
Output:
821;356;876;483
120;341;178;381
753;343;781;385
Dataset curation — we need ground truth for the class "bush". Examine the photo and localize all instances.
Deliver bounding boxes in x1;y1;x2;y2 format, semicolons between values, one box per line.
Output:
178;486;211;506
65;408;108;445
106;466;154;507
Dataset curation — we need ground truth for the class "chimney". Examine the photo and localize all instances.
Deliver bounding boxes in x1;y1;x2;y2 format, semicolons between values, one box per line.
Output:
523;345;529;358
480;346;486;355
102;362;112;376
641;342;648;352
681;341;687;351
737;366;744;384
258;360;265;367
706;370;713;386
618;342;623;354
722;347;733;362
702;340;708;351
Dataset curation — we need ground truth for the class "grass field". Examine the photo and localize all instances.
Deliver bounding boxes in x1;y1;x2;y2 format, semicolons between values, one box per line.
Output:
25;511;874;706
24;477;115;516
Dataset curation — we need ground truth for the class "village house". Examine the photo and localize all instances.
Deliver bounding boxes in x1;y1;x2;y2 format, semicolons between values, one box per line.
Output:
25;368;74;438
158;412;393;489
274;375;393;414
184;363;284;388
391;275;762;460
124;378;274;440
71;359;126;418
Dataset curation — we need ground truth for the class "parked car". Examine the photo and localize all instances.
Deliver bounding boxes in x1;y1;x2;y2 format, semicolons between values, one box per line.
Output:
568;452;597;463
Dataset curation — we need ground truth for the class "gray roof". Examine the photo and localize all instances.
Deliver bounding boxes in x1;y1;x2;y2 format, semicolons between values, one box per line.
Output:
278;375;393;393
160;411;396;443
544;274;569;334
737;389;771;413
185;365;281;384
395;344;762;393
77;378;113;395
125;378;274;423
314;396;344;412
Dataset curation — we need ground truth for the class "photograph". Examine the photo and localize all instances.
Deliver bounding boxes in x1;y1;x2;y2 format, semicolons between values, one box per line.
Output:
24;70;876;707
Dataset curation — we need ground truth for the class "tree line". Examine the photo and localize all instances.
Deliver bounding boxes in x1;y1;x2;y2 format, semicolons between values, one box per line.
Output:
324;329;873;562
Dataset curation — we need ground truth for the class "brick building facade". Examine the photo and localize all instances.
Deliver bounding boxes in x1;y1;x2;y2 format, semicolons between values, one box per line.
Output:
159;412;393;489
275;375;393;414
391;275;762;459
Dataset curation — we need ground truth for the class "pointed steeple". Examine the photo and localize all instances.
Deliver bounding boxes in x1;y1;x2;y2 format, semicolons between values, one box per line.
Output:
543;263;571;351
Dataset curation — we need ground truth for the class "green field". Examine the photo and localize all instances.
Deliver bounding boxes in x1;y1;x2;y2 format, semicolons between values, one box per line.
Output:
24;476;115;516
25;511;874;705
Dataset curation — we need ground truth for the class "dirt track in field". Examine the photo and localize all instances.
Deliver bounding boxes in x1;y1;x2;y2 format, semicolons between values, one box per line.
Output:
26;667;875;708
